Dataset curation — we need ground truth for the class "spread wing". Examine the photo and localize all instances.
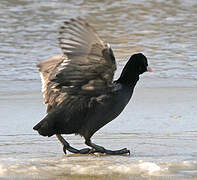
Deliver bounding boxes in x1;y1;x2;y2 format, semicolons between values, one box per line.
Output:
37;18;117;113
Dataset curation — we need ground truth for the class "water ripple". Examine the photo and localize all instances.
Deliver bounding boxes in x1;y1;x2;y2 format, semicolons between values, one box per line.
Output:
0;0;197;91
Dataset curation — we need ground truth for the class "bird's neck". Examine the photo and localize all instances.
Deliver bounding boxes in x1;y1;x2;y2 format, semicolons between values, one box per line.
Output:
117;74;139;87
116;64;140;87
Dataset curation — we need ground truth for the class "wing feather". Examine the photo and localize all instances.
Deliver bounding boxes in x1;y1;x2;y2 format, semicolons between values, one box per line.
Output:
38;18;117;114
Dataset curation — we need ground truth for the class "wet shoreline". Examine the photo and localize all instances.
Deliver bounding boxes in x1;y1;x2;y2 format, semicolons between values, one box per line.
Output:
1;86;197;179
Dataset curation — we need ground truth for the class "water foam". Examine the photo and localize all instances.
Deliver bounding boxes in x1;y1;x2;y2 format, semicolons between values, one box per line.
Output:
138;162;161;175
1;157;197;179
0;157;164;179
0;164;6;176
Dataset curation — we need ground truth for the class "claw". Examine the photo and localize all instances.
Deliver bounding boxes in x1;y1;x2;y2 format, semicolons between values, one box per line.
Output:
119;148;130;155
122;148;130;155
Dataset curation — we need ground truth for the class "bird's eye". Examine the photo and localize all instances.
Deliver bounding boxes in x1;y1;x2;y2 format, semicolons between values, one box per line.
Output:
138;64;147;74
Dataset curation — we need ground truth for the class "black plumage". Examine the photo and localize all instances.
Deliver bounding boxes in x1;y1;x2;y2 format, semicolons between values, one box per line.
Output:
33;18;151;155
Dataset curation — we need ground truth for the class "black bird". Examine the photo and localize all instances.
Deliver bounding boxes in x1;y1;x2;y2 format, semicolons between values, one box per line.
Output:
33;18;152;155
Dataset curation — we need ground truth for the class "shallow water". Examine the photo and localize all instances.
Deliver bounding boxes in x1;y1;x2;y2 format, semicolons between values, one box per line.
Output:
0;0;197;91
0;0;197;179
1;88;197;179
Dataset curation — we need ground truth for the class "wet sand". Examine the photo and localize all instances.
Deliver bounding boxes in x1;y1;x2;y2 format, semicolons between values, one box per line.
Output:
0;86;197;179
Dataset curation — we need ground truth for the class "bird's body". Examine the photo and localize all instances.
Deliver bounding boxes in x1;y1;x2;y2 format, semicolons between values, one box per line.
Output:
35;61;133;139
33;18;151;155
78;82;133;139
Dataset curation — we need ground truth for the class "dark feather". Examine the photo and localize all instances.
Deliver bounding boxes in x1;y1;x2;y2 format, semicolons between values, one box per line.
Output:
34;18;117;137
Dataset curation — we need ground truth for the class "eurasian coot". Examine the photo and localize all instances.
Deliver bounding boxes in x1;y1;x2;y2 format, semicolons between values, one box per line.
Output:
33;18;152;155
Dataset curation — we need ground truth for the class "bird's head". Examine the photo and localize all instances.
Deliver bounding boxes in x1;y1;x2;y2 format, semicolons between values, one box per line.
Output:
129;53;152;75
117;53;152;85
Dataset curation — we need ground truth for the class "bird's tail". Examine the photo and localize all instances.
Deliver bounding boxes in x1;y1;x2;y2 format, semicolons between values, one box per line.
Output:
33;115;55;137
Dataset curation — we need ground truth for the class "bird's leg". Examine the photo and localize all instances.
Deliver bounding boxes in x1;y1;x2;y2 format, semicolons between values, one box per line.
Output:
85;139;130;155
56;134;92;154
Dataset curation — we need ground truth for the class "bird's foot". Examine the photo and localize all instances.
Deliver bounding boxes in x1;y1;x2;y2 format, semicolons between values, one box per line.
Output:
63;145;94;154
104;148;130;155
57;135;130;155
57;134;93;154
85;140;130;155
